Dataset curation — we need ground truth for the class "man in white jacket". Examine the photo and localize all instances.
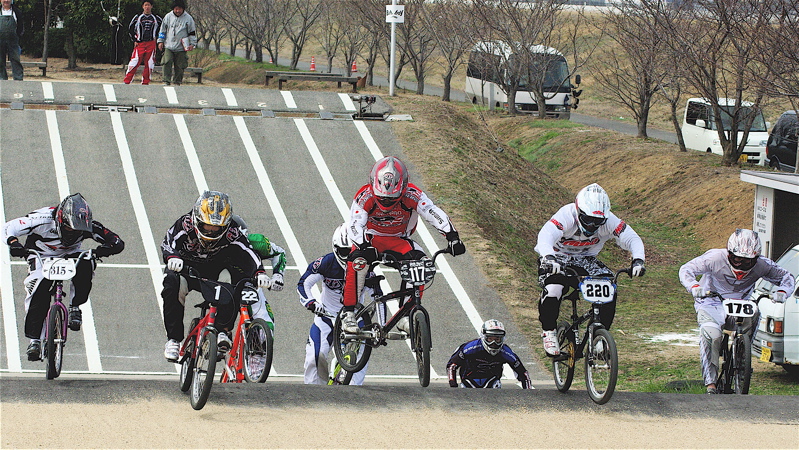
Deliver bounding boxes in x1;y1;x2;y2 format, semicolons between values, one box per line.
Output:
156;0;195;86
679;229;794;394
535;183;646;356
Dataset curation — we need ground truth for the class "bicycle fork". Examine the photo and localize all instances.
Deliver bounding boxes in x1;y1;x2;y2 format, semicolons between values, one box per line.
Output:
221;308;250;383
41;283;69;355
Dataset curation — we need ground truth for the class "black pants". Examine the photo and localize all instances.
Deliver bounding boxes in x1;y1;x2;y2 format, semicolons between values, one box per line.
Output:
25;257;94;339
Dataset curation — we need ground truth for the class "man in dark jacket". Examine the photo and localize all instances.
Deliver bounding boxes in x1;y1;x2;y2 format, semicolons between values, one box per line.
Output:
0;0;24;80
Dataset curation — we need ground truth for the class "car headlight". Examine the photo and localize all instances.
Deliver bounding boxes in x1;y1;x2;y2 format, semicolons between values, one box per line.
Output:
759;140;768;147
767;318;784;334
768;318;775;333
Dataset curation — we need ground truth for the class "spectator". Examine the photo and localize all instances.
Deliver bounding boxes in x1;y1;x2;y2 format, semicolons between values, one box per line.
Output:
124;0;162;85
0;0;24;81
156;0;195;86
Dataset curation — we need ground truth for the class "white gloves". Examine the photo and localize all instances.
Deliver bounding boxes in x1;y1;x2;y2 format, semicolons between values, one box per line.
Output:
542;255;561;274
269;273;284;291
691;285;704;298
257;272;271;289
772;291;787;303
306;300;326;316
167;258;183;272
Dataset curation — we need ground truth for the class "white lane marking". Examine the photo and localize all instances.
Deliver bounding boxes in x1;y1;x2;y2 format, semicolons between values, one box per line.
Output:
164;86;179;104
294;119;436;377
0;164;22;372
46;110;103;374
173;115;208;192
338;93;356;111
222;88;237;107
280;91;297;109
103;84;117;103
9;261;304;271
110;111;173;373
42;82;54;101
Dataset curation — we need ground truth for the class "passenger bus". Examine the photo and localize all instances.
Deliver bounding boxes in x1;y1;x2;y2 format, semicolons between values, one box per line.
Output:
464;41;577;119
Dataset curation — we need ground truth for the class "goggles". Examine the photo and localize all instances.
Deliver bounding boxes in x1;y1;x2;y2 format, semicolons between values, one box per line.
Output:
483;335;504;348
728;252;757;270
578;211;608;228
335;246;351;260
198;222;226;239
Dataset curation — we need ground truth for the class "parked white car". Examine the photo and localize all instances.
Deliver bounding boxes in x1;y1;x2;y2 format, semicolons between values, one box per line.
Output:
681;98;769;165
750;244;799;376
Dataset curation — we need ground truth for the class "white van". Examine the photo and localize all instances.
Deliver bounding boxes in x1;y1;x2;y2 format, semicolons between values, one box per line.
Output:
681;98;769;165
750;244;799;376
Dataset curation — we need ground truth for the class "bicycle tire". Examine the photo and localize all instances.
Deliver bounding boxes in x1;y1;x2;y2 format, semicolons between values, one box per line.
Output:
553;320;575;393
585;328;618;405
733;335;752;395
328;354;355;385
244;319;273;383
45;304;65;380
717;334;732;393
332;306;372;373
179;318;200;392
190;329;218;410
412;309;431;387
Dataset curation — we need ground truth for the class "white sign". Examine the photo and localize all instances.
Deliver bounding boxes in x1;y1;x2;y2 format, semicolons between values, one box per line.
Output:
386;5;405;23
754;186;774;258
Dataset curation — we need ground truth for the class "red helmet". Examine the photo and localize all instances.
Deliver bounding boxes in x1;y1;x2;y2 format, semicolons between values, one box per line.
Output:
370;156;409;210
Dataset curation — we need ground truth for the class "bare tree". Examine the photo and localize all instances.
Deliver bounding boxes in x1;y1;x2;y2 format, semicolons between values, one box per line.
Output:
316;1;344;73
593;0;670;138
419;0;476;101
215;0;289;63
656;0;774;166
284;0;323;70
191;0;228;53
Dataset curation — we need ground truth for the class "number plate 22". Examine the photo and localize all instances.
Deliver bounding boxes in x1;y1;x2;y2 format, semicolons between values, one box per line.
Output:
580;278;616;304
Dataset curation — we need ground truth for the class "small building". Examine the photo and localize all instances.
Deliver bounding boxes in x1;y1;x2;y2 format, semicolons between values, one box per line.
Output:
740;171;799;259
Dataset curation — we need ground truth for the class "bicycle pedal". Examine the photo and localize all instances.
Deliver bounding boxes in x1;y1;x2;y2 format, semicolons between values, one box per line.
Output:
386;331;407;340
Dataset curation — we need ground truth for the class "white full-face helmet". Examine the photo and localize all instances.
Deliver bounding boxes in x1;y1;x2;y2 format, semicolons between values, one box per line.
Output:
332;223;352;268
480;319;506;356
727;228;761;271
574;183;611;236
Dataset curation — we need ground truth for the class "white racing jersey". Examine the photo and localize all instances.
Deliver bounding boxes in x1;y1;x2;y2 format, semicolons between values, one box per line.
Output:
679;248;795;309
535;203;645;260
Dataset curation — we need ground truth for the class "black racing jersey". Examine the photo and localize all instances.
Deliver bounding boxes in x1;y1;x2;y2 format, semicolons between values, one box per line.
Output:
128;13;162;42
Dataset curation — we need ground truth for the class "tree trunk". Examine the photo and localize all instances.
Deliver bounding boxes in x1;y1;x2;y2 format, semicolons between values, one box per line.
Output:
66;31;77;69
42;0;52;62
442;73;452;102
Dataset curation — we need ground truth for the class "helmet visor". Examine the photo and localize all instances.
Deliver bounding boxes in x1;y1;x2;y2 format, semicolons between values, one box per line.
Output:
377;196;399;208
728;252;757;271
335;245;351;260
60;225;84;246
198;222;226;240
578;211;608;228
483;335;504;349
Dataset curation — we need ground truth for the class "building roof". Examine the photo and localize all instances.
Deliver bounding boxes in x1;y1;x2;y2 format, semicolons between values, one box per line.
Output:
741;170;799;194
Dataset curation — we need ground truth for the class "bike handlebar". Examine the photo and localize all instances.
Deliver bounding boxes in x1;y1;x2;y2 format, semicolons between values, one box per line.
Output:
26;249;97;261
558;265;632;284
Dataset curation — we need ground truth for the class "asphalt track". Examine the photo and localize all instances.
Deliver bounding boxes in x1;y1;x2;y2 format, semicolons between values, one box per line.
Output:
1;82;796;445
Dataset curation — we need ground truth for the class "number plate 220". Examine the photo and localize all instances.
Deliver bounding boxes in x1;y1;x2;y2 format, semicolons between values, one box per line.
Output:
580;278;616;304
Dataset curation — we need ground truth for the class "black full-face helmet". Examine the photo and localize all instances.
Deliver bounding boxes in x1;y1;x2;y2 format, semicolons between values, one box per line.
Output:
55;193;92;246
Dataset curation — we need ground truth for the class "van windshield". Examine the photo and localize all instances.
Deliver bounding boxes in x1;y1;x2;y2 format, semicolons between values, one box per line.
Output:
509;54;570;92
755;247;799;292
712;106;768;132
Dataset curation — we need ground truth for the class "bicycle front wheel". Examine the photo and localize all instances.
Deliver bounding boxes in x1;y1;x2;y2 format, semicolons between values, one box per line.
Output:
733;335;752;395
585;328;618;405
332;306;372;373
244;319;273;383
553;321;575;393
412;309;431;387
45;304;65;380
190;329;218;410
328;352;355;385
179;318;200;392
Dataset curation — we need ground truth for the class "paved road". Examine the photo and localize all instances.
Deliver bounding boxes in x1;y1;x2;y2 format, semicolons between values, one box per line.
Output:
0;80;546;385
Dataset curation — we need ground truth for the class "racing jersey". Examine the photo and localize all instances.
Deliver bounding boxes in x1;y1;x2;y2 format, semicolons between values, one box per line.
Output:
679;248;795;309
347;183;455;247
128;13;162;42
161;212;263;273
298;253;379;315
2;206;124;258
535;203;645;260
447;339;531;388
248;233;286;275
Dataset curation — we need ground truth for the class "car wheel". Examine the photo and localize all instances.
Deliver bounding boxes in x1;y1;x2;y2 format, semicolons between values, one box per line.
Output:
769;157;780;169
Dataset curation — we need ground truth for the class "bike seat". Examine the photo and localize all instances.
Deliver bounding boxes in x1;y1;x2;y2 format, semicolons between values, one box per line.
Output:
364;275;385;289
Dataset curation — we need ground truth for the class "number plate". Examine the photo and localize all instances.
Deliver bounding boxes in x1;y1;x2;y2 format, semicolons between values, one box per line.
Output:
579;278;616;304
398;259;435;286
760;346;772;362
722;299;758;318
738;153;748;163
42;258;77;280
240;286;259;305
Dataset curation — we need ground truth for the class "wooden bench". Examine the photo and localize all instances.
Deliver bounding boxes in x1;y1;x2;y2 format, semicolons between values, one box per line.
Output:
264;71;359;92
5;61;48;76
126;64;204;83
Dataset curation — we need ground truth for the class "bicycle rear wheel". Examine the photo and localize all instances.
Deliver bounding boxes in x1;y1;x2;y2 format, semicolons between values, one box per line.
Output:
733;335;752;395
45;304;65;380
332;306;372;373
585;328;618;405
244;319;273;383
553;320;575;393
190;329;218;410
412;309;431;387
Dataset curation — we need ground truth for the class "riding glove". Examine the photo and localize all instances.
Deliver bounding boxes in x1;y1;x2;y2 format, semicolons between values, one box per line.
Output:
690;284;704;298
772;291;787;303
631;258;646;277
541;255;561;274
306;300;326;316
167;257;183;272
445;231;466;256
8;240;26;258
257;272;271;289
269;273;284;291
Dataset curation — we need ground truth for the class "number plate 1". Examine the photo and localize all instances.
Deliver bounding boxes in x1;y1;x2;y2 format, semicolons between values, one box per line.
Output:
42;258;77;280
722;299;758;318
579;278;616;304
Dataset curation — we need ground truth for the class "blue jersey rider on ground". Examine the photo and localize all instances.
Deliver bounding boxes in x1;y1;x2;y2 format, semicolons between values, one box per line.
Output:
447;319;532;388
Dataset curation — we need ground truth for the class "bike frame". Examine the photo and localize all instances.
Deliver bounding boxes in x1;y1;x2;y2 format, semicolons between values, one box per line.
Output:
179;303;217;364
220;303;253;383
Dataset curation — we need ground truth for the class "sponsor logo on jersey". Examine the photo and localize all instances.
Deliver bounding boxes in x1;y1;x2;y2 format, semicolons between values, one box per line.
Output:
560;237;600;247
550;219;564;230
352;257;367;271
613;221;627;236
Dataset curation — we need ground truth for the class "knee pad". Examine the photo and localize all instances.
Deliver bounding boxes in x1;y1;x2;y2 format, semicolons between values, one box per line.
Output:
700;322;722;342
